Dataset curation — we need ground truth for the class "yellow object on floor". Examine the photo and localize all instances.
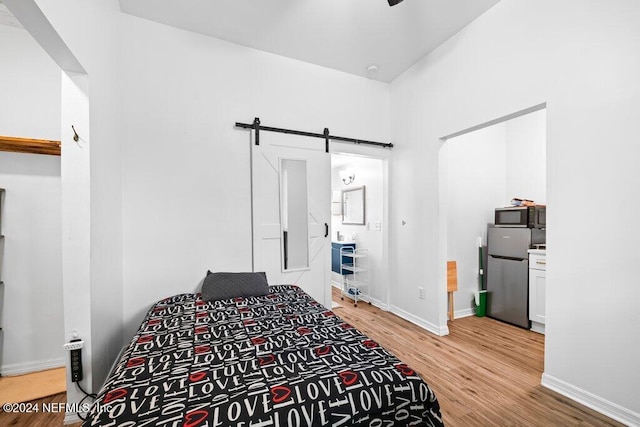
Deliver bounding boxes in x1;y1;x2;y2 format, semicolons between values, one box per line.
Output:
447;260;458;321
0;367;66;405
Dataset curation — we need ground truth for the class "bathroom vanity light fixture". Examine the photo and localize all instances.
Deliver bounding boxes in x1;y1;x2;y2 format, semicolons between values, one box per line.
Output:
340;169;355;185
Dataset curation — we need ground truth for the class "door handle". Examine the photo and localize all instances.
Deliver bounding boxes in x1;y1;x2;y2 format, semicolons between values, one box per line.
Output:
283;230;288;270
324;223;329;238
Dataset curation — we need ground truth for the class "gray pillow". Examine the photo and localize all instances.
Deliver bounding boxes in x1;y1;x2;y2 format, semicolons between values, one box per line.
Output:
201;272;269;301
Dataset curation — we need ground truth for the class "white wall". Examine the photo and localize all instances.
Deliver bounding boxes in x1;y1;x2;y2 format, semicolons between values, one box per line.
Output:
25;3;389;413
32;0;124;414
0;24;64;375
446;123;506;315
0;25;60;139
0;153;63;374
118;15;391;339
331;155;385;303
391;0;640;422
59;71;93;415
446;110;546;317
27;0;639;423
505;109;546;204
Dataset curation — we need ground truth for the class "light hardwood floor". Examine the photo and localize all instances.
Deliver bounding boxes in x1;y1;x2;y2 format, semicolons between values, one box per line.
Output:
0;392;81;427
332;286;623;426
1;290;623;426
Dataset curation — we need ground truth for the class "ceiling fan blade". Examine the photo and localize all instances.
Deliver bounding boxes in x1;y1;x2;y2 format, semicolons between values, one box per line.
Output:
388;0;404;5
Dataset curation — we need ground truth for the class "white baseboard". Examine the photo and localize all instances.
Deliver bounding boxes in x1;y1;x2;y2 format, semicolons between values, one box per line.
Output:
331;283;389;311
454;307;476;319
331;284;447;336
1;358;65;376
530;321;545;334
541;373;640;426
368;296;388;311
389;304;449;336
64;412;81;425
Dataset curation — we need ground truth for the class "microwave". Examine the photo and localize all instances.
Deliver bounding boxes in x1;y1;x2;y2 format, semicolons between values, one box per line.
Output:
494;205;546;228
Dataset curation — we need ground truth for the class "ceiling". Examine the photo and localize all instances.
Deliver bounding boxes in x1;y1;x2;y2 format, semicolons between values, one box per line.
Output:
0;3;23;28
118;0;501;83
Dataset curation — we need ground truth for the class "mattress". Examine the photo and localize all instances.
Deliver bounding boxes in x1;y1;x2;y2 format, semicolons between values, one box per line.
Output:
84;285;443;426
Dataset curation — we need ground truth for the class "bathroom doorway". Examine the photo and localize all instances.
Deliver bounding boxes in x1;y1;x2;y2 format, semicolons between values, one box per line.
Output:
330;153;390;309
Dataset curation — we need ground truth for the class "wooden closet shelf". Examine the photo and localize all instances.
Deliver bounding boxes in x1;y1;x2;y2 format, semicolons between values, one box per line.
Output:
0;135;61;156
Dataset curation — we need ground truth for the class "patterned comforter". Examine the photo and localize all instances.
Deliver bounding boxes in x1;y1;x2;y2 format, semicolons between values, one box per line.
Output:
84;285;443;426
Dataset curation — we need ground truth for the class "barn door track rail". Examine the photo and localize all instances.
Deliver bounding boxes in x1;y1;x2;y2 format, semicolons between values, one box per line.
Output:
235;117;393;152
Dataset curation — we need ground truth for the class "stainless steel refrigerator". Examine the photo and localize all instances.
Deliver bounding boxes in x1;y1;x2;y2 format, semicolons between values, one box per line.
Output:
486;226;545;328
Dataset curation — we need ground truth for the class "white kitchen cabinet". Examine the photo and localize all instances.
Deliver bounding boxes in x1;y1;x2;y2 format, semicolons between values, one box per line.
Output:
528;250;546;334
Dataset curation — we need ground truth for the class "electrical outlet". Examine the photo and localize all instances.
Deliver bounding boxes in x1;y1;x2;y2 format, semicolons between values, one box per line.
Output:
63;340;84;351
70;348;83;382
68;339;83;382
418;287;425;299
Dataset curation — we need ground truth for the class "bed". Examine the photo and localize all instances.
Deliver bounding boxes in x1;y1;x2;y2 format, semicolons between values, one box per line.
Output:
84;280;443;426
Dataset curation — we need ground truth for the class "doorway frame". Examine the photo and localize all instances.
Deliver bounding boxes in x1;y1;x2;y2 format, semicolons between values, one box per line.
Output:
437;102;547;328
330;144;392;310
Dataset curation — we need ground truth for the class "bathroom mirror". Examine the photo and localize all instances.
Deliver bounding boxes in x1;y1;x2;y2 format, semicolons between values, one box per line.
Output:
279;159;310;271
342;186;365;225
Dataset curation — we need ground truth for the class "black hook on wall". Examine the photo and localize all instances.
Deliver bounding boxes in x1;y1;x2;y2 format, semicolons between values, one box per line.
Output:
71;125;79;142
253;117;260;146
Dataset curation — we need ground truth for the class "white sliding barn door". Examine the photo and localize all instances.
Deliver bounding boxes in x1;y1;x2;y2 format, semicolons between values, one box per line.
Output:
251;131;331;308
